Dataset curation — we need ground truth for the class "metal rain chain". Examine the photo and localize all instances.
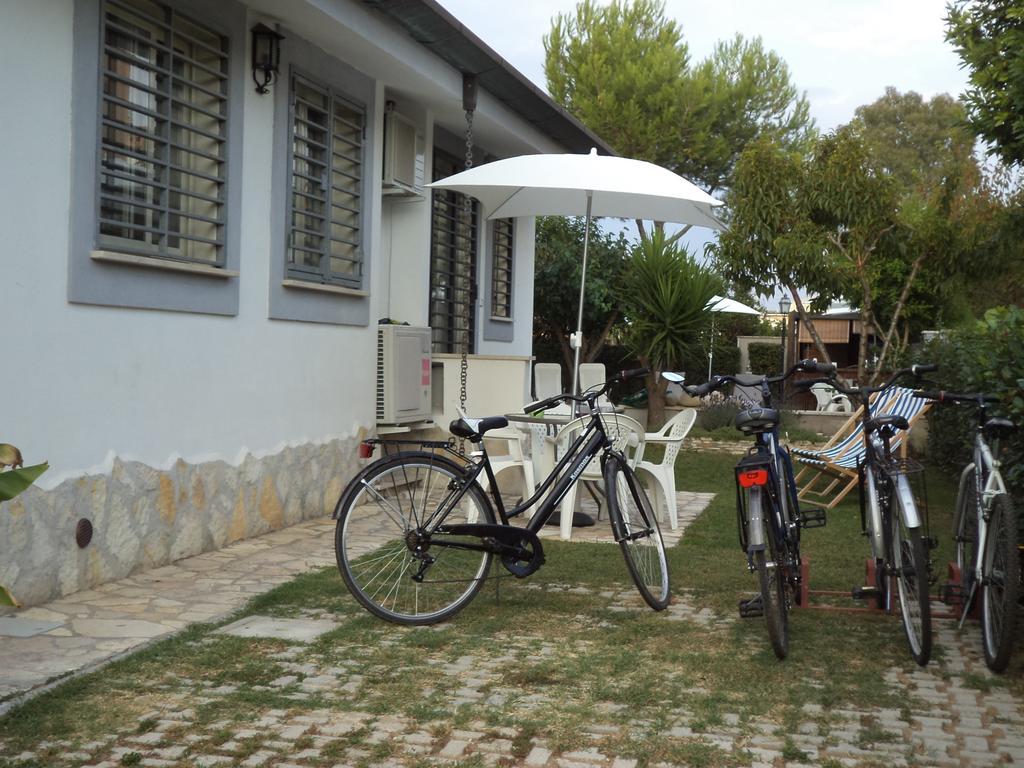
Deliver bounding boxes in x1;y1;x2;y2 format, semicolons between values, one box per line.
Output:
458;73;477;455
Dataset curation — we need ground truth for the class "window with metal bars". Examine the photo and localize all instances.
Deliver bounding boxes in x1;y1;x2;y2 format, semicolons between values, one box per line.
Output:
490;219;513;319
430;150;477;354
98;0;228;266
287;74;365;287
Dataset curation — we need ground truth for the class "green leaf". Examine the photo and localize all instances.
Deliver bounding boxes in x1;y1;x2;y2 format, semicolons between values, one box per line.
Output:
0;585;18;607
0;462;49;502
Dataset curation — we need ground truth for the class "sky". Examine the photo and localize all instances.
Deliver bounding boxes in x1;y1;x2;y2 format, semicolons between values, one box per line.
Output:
436;0;972;308
437;0;970;132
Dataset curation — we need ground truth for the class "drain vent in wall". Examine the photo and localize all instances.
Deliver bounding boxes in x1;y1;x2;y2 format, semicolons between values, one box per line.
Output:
75;518;93;548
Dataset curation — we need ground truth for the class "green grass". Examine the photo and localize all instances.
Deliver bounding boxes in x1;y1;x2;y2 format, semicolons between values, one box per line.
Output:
0;446;1011;767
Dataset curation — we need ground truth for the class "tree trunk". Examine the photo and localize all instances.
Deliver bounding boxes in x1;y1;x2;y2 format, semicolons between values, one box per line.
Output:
584;311;619;364
857;273;874;384
782;281;833;365
644;370;669;430
871;253;925;382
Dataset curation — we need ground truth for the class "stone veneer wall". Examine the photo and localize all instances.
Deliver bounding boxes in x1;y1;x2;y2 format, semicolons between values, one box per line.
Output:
0;435;365;610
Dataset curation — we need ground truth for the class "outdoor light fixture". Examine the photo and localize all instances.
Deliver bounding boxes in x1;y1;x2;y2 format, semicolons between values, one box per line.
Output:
251;23;284;94
779;296;792;402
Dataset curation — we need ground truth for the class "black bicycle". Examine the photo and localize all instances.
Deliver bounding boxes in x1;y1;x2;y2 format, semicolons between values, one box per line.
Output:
812;365;937;665
333;369;670;624
676;359;831;658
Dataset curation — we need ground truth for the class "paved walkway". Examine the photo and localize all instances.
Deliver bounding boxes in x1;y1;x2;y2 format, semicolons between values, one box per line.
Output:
3;490;1024;768
0;491;713;711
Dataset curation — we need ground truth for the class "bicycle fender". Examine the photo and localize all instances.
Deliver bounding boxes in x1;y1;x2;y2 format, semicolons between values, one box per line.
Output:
895;474;922;529
746;486;766;553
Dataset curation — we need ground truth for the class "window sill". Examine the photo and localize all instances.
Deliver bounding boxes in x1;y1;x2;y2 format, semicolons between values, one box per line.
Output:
489;315;514;323
282;279;369;298
91;250;238;278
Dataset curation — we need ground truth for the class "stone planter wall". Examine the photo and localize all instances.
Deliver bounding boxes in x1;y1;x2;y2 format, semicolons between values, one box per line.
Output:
0;434;365;610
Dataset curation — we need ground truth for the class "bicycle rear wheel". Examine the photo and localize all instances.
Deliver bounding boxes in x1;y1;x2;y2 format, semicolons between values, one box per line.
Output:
748;487;789;659
891;495;932;666
334;452;495;625
981;493;1020;672
605;456;670;610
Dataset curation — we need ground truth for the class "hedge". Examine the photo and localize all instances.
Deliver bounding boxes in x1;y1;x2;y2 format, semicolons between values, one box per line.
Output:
919;306;1023;499
748;342;782;374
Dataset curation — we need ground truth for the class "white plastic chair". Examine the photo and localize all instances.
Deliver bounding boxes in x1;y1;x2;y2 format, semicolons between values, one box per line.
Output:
534;363;563;400
578;362;611;406
533;362;570;416
544;413;646;540
634;409;697;530
477;426;536;502
810;382;852;413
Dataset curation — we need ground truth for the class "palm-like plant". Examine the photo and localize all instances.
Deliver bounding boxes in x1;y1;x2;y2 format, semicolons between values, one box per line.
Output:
622;232;722;428
0;443;46;607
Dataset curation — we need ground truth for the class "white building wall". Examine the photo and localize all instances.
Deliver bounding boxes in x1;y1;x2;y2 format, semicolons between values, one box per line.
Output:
0;2;374;487
0;0;568;607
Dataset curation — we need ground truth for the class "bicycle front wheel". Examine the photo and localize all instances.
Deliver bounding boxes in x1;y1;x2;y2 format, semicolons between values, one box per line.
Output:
605;456;670;610
954;465;980;615
891;498;932;666
334;452;495;625
981;493;1020;672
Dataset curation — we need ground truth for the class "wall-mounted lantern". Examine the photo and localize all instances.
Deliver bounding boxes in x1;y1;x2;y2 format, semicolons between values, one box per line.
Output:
251;23;284;94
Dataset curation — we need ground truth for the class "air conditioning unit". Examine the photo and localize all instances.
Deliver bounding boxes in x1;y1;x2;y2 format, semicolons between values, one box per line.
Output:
382;110;425;196
377;325;432;425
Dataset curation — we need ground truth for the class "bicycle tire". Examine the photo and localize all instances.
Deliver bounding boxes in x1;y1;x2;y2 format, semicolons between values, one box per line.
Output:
981;493;1020;672
954;466;980;616
605;456;670;610
749;487;789;659
891;497;932;666
334;452;495;625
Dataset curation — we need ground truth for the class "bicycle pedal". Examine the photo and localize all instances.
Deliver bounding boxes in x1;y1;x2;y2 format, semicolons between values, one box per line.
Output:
799;508;827;529
738;594;764;618
851;585;882;601
926;536;940;551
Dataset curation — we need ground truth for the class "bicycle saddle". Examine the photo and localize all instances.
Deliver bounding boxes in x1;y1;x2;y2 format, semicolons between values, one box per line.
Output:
983;417;1016;440
449;415;509;442
734;407;779;435
866;415;909;434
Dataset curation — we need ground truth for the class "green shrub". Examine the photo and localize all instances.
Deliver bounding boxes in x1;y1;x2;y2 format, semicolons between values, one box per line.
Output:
748;341;782;374
919;306;1024;498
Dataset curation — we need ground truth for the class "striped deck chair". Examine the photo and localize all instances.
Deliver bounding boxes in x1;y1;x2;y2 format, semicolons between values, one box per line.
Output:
794;386;931;510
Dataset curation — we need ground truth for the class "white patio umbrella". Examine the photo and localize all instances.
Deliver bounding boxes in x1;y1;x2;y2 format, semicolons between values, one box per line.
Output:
704;294;760;379
428;149;724;399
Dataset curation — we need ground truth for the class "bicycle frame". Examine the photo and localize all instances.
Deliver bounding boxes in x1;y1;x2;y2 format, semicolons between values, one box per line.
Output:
960;431;1008;585
415;413;616;546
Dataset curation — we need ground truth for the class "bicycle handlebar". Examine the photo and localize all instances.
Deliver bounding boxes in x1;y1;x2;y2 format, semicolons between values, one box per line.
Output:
826;363;938;402
682;358;835;397
913;390;1000;405
524;368;650;414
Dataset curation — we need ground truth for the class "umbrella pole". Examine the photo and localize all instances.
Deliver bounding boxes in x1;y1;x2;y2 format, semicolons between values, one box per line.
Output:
570;191;594;411
707;314;716;380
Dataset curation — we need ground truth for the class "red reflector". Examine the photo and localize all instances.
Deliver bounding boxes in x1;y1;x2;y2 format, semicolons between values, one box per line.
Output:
738;469;769;488
358;442;375;459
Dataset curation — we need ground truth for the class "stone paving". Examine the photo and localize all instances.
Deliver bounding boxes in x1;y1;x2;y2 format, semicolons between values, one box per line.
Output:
0;520;336;706
2;488;1024;767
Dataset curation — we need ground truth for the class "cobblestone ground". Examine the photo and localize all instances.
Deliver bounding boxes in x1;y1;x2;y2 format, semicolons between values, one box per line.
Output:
3;490;1024;767
4;586;1023;768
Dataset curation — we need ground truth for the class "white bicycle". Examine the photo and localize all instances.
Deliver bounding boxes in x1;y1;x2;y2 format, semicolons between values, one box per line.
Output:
919;389;1019;672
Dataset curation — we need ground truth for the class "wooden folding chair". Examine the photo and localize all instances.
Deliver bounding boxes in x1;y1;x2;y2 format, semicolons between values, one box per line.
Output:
794;387;931;510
